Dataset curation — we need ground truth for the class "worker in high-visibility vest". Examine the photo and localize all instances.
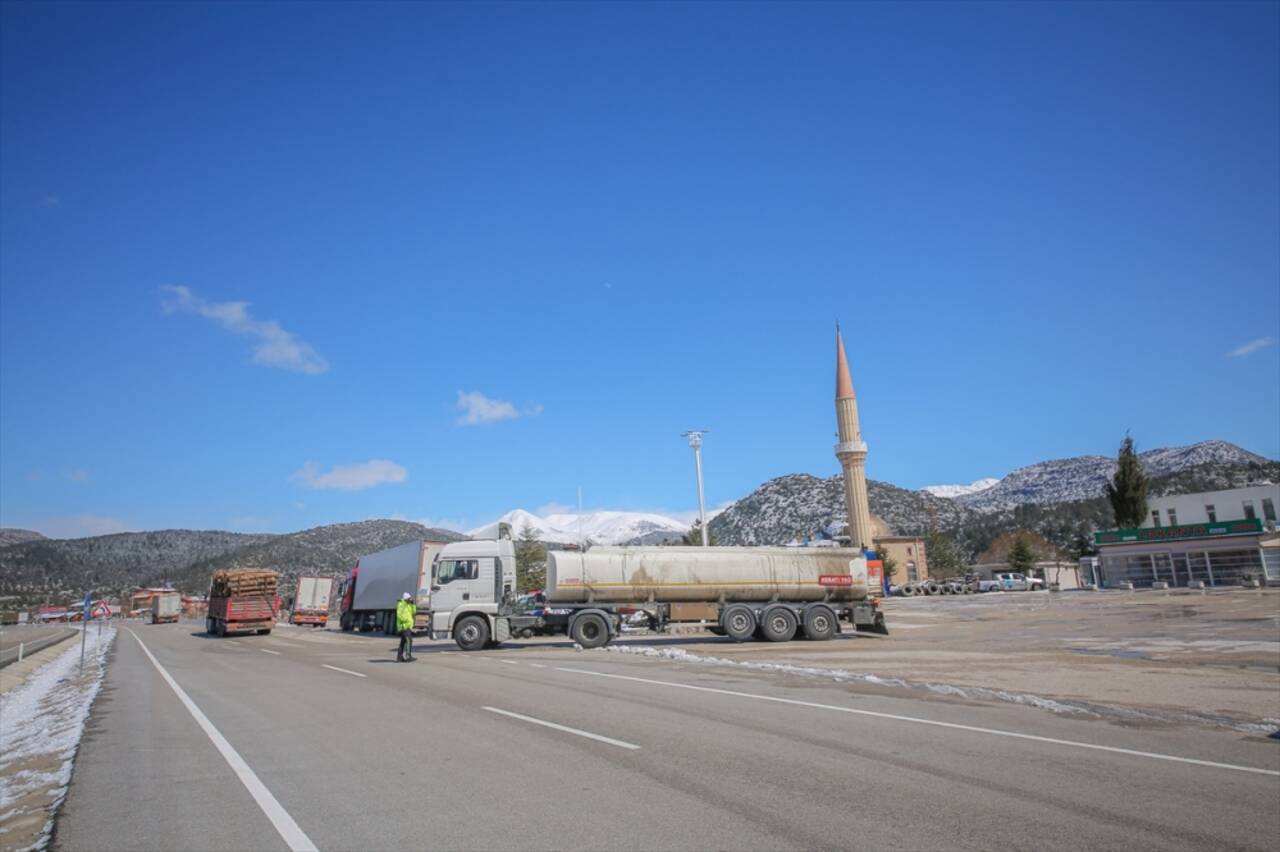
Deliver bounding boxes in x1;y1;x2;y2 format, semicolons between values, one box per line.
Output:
395;593;416;662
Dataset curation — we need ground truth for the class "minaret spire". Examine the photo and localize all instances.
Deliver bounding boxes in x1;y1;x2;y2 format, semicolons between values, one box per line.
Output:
834;325;872;551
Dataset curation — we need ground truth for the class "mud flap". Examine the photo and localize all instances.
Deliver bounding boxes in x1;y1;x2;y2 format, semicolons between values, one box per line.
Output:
855;611;889;635
495;617;512;642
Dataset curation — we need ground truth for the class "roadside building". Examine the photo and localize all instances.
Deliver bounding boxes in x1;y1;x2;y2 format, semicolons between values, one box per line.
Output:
1093;485;1280;587
968;531;1083;589
874;535;928;585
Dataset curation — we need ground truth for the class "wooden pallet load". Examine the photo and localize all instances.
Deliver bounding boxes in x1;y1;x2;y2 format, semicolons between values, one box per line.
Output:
209;568;279;598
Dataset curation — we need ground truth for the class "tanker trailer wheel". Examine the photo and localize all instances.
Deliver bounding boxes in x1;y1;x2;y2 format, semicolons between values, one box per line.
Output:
455;616;490;652
570;613;610;649
721;604;756;642
760;607;798;643
801;606;837;641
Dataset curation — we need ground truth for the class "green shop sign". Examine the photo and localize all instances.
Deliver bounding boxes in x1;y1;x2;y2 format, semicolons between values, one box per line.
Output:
1095;517;1263;545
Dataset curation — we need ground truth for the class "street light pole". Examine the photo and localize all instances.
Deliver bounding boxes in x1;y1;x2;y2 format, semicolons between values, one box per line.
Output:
683;431;710;547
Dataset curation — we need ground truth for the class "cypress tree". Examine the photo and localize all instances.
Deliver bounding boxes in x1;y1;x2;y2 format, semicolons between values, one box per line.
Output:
1105;434;1148;528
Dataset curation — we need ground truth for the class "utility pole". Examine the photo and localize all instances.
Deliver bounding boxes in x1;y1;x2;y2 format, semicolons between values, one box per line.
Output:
682;431;710;547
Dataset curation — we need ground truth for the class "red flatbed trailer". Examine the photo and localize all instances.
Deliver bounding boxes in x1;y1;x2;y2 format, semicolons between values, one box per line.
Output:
206;596;276;636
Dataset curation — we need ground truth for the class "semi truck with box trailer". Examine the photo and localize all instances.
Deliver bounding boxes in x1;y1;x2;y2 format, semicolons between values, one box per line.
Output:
340;540;448;634
428;529;886;651
291;576;333;627
150;592;181;624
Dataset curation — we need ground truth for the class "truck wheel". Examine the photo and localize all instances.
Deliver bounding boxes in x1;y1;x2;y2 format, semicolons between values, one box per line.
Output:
455;616;490;652
760;607;797;642
802;606;837;641
571;613;610;649
721;604;756;642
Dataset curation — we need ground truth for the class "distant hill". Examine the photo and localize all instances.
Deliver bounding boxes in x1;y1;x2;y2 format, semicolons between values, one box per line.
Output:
174;520;467;599
0;520;465;605
0;528;47;548
709;441;1278;559
957;440;1270;511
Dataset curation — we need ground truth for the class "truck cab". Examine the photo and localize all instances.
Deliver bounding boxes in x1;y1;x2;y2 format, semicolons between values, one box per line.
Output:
428;537;517;644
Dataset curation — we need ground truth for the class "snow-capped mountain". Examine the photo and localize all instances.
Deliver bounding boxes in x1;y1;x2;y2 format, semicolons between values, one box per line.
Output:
469;509;692;546
921;478;1000;499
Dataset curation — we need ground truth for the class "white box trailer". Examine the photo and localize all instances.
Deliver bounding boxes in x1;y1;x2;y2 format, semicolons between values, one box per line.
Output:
291;576;333;627
339;540;448;635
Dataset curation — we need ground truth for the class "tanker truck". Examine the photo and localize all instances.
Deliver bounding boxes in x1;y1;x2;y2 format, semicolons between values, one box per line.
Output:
427;533;886;651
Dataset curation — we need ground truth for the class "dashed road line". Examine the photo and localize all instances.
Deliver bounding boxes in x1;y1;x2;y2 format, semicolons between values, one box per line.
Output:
260;649;282;656
127;630;319;852
322;664;366;678
553;667;1280;777
482;706;641;750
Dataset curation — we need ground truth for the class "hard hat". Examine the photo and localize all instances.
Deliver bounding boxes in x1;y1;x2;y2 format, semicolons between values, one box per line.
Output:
402;592;411;600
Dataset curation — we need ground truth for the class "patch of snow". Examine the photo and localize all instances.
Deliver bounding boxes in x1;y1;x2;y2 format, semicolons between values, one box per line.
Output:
0;625;115;851
921;478;1000;499
600;644;1280;735
470;509;695;545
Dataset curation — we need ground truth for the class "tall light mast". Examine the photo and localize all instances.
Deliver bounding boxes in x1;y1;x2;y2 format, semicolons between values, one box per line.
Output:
682;430;710;547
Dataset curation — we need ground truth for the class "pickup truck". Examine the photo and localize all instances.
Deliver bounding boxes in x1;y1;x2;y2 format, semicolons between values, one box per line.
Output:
988;572;1045;591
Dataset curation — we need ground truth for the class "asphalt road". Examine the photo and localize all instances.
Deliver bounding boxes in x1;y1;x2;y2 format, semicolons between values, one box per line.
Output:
53;621;1280;852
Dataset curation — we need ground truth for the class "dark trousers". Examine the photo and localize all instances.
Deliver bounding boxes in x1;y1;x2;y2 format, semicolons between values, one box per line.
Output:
398;628;414;660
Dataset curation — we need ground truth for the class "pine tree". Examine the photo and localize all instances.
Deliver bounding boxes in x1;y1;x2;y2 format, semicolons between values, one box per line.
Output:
1006;534;1036;574
924;531;965;578
1105;434;1149;528
515;523;546;593
683;520;718;546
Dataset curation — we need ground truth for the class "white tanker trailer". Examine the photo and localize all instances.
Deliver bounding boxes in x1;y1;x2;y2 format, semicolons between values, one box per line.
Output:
426;533;887;651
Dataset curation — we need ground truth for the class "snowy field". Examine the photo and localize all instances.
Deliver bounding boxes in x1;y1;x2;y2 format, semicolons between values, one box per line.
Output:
0;625;115;851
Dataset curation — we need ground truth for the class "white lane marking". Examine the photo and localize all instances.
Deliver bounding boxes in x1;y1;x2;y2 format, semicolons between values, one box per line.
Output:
482;706;641;750
499;659;519;665
554;667;1280;778
260;649;282;656
226;640;242;646
322;664;366;678
127;630;319;852
529;663;546;669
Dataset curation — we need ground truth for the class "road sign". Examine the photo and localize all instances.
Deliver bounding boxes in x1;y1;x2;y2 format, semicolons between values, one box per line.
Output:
82;592;92;621
92;601;111;620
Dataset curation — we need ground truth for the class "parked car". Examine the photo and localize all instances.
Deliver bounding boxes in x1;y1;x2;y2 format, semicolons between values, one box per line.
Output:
993;572;1045;591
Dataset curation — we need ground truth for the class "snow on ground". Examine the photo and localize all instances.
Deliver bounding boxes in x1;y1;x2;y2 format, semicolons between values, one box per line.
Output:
0;624;115;851
600;644;1280;735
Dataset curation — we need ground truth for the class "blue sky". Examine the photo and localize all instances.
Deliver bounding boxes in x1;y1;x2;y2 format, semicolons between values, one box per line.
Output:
2;1;1277;538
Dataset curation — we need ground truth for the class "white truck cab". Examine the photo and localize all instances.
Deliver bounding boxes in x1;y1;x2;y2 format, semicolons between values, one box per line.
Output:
428;537;517;644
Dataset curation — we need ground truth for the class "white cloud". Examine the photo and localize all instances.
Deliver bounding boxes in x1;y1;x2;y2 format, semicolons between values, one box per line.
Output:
455;391;543;426
291;459;407;490
161;285;329;375
66;468;90;482
27;514;135;539
1226;336;1277;358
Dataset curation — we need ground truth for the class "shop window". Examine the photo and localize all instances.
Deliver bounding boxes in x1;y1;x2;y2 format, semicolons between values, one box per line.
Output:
1151;511;1161;527
1263;498;1276;523
1167;509;1178;526
906;561;918;582
1205;504;1216;523
1243;500;1256;520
